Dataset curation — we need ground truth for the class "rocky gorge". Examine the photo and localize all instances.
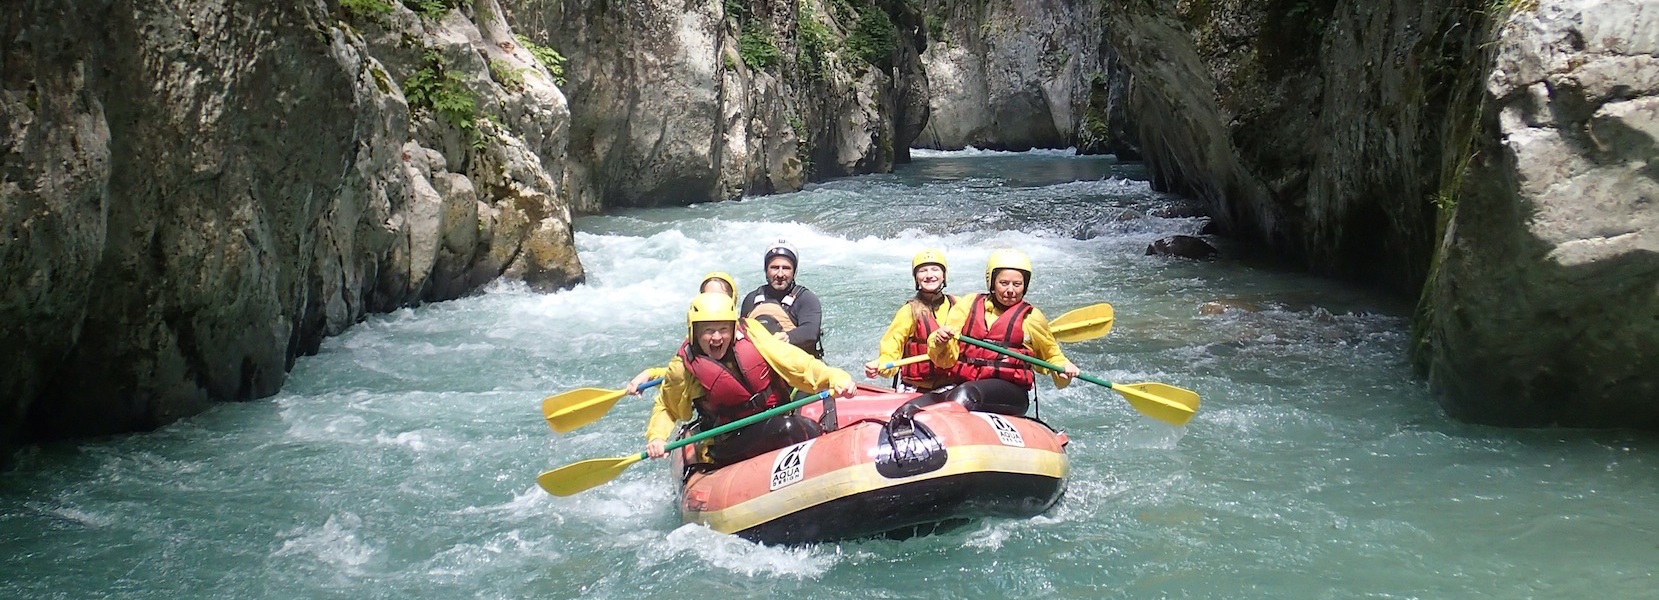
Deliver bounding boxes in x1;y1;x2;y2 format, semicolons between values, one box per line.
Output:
2;0;1655;466
1105;0;1658;428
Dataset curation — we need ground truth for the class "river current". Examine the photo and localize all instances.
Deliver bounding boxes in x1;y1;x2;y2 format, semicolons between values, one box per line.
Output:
3;150;1654;598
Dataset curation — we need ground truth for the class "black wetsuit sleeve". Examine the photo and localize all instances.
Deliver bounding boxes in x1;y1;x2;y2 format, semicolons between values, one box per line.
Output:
785;288;822;348
740;286;763;318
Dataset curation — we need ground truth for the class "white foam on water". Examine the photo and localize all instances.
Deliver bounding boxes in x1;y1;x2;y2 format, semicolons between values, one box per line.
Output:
422;530;557;578
556;477;678;533
273;512;379;574
453;485;560;523
1111;418;1189;451
648;523;839;579
961;521;1012;550
29;502;113;528
374;430;432;452
279;410;372;444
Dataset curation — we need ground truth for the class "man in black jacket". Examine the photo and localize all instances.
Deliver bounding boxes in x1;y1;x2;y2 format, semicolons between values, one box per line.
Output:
740;240;825;358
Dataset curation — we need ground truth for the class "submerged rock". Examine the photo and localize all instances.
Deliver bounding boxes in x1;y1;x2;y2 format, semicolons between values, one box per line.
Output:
1147;235;1219;260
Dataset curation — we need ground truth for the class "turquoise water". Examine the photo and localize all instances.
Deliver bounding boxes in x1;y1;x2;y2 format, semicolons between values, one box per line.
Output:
3;150;1655;598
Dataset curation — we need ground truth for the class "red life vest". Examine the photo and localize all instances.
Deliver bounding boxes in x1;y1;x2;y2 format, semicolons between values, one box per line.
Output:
900;296;959;387
678;330;787;426
951;294;1036;389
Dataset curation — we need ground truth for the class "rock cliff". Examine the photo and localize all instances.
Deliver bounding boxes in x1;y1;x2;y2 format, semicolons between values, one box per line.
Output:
1;0;938;464
1105;0;1659;428
915;0;1133;155
502;0;930;209
1420;0;1659;427
0;0;584;464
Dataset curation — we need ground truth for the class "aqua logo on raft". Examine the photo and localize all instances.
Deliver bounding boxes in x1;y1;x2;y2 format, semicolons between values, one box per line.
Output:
769;439;815;490
977;413;1025;447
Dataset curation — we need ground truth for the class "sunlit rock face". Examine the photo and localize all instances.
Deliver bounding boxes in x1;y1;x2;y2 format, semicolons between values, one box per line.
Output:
916;0;1131;155
502;0;928;209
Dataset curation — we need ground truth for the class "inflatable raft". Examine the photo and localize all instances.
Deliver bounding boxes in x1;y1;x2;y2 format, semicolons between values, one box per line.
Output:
668;384;1068;544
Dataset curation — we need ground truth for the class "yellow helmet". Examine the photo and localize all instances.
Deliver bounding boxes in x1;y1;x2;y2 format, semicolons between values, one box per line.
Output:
911;249;947;272
911;248;948;288
699;271;738;306
687;291;739;338
984;248;1032;289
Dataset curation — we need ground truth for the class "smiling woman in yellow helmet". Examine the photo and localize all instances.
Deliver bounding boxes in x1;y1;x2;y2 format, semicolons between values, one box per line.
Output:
624;272;741;396
864;249;965;392
643;292;855;466
925;248;1079;416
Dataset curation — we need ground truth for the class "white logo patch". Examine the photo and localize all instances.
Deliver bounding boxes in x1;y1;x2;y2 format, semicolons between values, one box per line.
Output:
768;439;815;490
978;413;1025;447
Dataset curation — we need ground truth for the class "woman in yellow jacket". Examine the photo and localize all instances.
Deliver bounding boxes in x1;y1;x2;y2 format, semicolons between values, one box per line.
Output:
926;249;1078;415
623;272;737;396
645;292;856;466
864;249;964;392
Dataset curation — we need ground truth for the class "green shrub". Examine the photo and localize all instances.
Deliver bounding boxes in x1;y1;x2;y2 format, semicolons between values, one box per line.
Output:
926;14;946;43
515;34;567;87
401;0;470;20
402;49;485;147
788;113;806;140
342;0;395;18
846;6;896;67
723;0;749;20
489;59;526;91
739;28;781;70
797;6;833;80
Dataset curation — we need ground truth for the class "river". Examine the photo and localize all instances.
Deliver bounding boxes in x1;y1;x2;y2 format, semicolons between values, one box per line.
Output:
2;150;1655;598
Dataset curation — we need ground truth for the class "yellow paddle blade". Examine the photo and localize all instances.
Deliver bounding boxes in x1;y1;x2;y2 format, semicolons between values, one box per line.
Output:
537;454;646;497
540;388;627;433
1051;303;1114;343
1111;382;1200;427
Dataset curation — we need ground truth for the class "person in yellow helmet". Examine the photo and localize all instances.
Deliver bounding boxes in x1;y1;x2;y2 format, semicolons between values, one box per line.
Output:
864;249;965;392
925;249;1079;415
624;272;739;396
645;292;856;466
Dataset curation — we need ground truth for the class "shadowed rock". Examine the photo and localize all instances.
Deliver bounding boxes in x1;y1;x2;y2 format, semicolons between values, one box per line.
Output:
1146;235;1219;260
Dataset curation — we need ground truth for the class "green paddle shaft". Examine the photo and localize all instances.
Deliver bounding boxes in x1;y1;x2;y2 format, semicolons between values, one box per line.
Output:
955;334;1111;385
954;333;1199;426
643;389;833;457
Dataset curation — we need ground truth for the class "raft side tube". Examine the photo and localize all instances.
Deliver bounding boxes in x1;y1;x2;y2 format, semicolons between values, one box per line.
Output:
737;468;1067;544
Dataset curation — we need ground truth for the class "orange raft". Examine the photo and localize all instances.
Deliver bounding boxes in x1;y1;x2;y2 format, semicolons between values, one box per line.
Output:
668;385;1069;544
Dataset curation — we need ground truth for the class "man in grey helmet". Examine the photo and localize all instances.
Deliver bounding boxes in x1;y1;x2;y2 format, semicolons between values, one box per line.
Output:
740;240;825;358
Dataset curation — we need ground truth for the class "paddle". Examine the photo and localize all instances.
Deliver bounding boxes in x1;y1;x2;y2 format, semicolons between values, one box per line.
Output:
954;334;1199;426
1049;303;1114;343
536;390;835;497
868;354;931;371
865;303;1115;375
541;378;663;434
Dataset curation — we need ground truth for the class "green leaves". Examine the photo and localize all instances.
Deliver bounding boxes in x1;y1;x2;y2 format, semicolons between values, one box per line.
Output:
739;29;781;70
515;34;567;87
341;0;395;18
401;49;486;148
